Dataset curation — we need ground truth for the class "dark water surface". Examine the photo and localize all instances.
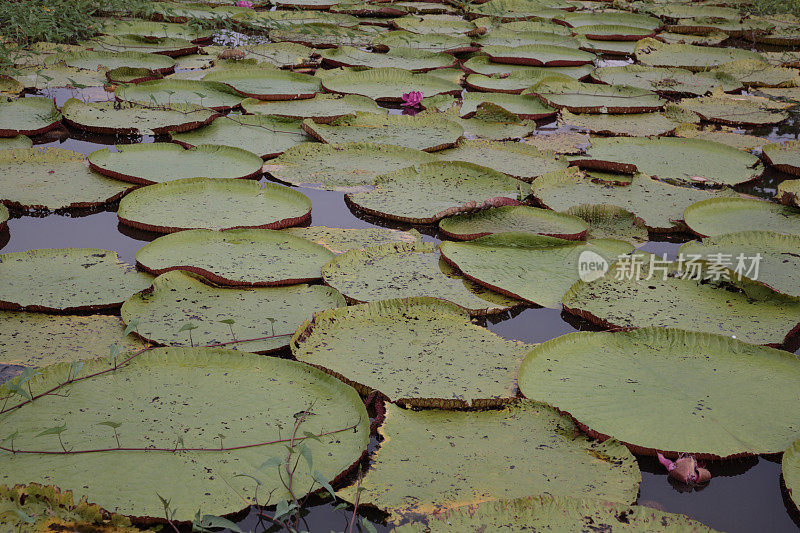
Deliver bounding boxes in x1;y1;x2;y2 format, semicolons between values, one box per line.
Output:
4;55;800;531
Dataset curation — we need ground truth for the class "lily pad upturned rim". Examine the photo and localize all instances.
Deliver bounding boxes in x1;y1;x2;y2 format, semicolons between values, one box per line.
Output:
319;46;458;72
117;177;312;234
202;68;322;101
683;196;800;238
763;140;800;176
0;97;62;137
438;205;589;240
87;143;265;185
523;79;666;114
114;79;245;111
482;44;597;67
320;66;462;103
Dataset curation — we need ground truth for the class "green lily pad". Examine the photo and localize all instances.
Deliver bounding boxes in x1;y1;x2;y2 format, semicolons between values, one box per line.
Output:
657;29;729;45
11;66;107;90
649;3;740;19
562;11;661;30
346;161;520;223
115;79;245;110
331;2;407;16
106;66;163;84
170;115;307;159
778;179;800;207
243;9;359;30
0;204;7;230
319;46;455;71
462;55;594;78
478;29;581;48
302;112;463;152
566;204;648;246
393;494;718;533
559;109;684;136
122;270;345;352
783;437;800;513
684;197;800;237
320;242;520;314
61;98;218;135
577;136;764;186
711;59;800;88
591;64;742;95
99;18;214;42
464;69;574;94
440;233;633;307
0;248;151;312
372;31;475;53
759;87;800;102
392;16;478;35
230;42;316;68
524;79;665;113
434;139;567;181
0;346;368;519
270;23;375;48
676;92;790;126
482;44;596;66
518;328;800;457
292;297;527;406
673;123;769;151
242;94;380;123
577;37;638;57
574;24;656;40
0;148;133;211
88;143;264;185
0;97;61;137
320;67;461;102
201;68;321;100
635;37;765;71
0;75;24;95
680;231;800;297
282;226;421;253
763;140;800;176
117;177;311;233
47;49;176;73
135;229;334;286
532;168;738;232
487;19;573;35
439;205;588;240
0;312;147;367
460;92;556;119
466;0;575;21
0;484;138;533
525;131;589;154
0;135;32;149
338;401;640;517
263;142;436;192
83;34;198;57
438;104;537;140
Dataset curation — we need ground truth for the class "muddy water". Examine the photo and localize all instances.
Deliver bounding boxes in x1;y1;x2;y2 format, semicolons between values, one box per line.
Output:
3;69;800;530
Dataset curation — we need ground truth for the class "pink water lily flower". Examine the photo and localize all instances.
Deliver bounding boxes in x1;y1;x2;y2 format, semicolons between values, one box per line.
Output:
236;0;254;8
401;91;423;107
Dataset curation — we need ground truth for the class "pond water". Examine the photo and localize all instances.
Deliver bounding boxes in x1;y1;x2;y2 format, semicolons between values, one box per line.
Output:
3;26;800;533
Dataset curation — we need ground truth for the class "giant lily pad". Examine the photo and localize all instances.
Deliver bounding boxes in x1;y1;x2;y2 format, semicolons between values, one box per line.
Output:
784;438;800;513
135;229;334;286
778;179;800;207
673;123;769;151
321;67;461;102
531;168;738;232
122;270;345;352
337;401;640;517
577;136;764;186
88;143;264;184
372;31;475;53
232;42;317;68
680;231;800;297
242;93;380;123
99;18;214;42
292;297;527;406
47;50;176;73
591;64;742;95
562;11;661;30
482;44;596;66
439;206;588;240
443;103;537;140
684;197;800;237
658;29;729;46
559;108;685;136
282;226;421;253
712;59;800;88
0;248;151;312
263;142;436;192
115;79;244;110
270;23;375;48
392;16;479;35
518;328;800;457
462;55;594;79
478;29;581;48
460;92;556;119
466;0;575;22
524;79;665;113
320;242;520;314
0;312;146;367
0;204;7;230
11;66;107;90
676;92;790;126
302;112;463;152
170;115;307;159
61;98;218;135
0;148;133;211
566;204;648;246
319;46;455;71
346;161;520;223
202;68;321;100
435;139;567;181
574;24;656;40
635;38;764;71
763;140;800;175
464;69;573;94
0;346;368;519
83;34;198;57
394;494;718;532
440;233;632;307
0;97;61;137
117;178;311;233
